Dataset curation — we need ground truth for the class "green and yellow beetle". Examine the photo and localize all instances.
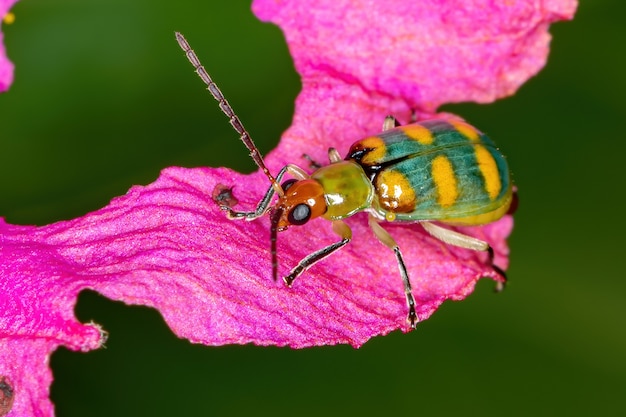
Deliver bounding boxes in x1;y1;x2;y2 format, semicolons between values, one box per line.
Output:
177;33;514;328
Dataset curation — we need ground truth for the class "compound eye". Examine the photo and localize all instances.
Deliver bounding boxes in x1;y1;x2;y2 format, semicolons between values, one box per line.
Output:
287;203;311;225
281;179;297;192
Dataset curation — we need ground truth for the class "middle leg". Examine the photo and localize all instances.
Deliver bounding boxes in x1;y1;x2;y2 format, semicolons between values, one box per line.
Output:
368;214;418;328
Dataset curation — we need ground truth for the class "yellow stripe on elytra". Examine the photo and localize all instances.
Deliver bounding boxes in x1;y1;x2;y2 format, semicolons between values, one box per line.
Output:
474;144;501;200
449;120;481;142
400;124;433;145
431;155;458;208
358;136;386;165
375;170;416;213
449;188;513;226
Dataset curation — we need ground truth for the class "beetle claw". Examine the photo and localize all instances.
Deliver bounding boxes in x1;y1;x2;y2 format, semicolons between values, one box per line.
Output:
491;262;507;293
494;280;506;293
487;247;507;293
221;206;236;218
283;274;295;287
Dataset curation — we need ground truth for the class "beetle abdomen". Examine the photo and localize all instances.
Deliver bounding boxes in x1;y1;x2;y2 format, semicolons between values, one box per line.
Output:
347;119;512;224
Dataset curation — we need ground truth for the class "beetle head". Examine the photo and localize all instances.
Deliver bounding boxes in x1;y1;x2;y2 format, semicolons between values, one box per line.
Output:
274;178;327;229
269;178;327;281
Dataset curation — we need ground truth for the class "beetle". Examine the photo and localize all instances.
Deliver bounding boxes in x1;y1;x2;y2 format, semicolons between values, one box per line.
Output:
176;32;513;328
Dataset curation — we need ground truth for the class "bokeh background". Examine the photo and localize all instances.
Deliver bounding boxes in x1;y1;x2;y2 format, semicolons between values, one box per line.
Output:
1;1;624;416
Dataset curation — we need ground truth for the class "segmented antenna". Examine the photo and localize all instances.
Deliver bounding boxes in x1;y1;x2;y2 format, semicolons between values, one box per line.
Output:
175;32;281;194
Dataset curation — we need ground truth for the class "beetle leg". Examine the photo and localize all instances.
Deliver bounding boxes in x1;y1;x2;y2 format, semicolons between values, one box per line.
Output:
302;153;322;170
421;221;489;250
221;164;308;220
383;115;400;131
488;246;507;292
283;220;352;287
327;147;342;163
302;147;345;170
368;214;418;329
220;165;288;220
301;148;341;169
421;221;507;291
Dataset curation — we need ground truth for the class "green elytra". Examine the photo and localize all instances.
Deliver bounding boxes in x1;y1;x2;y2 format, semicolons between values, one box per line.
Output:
176;32;512;329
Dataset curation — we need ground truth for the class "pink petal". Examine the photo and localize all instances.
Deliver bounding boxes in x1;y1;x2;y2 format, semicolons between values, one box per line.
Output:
2;165;510;349
0;0;18;93
1;165;512;415
253;0;578;111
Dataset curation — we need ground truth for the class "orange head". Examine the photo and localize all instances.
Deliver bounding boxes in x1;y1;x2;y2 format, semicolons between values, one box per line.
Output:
269;178;328;281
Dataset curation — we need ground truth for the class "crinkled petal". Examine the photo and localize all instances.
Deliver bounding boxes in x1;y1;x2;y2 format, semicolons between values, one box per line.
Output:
1;164;512;415
253;0;578;111
2;166;510;349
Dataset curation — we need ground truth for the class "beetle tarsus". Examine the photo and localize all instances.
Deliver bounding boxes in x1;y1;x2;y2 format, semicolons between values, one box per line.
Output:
302;153;322;170
407;306;418;329
283;273;296;287
487;246;507;292
222;206;244;219
283;263;305;287
405;284;418;329
492;264;507;292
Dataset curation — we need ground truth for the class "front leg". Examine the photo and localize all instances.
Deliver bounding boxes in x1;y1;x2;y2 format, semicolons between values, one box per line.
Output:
219;164;308;220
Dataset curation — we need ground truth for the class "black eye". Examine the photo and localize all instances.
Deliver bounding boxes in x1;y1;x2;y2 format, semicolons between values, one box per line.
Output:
287;203;311;225
281;179;297;192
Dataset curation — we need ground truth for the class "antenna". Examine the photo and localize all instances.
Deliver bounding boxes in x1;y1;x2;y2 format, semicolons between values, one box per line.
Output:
175;32;281;194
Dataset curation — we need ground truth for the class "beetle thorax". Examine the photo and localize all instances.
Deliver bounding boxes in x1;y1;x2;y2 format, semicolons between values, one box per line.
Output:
311;160;374;220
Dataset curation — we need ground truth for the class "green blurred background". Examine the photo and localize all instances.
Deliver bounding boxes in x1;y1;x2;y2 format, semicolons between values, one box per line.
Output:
1;1;624;416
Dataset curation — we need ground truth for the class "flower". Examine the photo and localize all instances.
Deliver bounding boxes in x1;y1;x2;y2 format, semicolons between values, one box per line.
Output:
0;1;577;416
0;0;18;93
